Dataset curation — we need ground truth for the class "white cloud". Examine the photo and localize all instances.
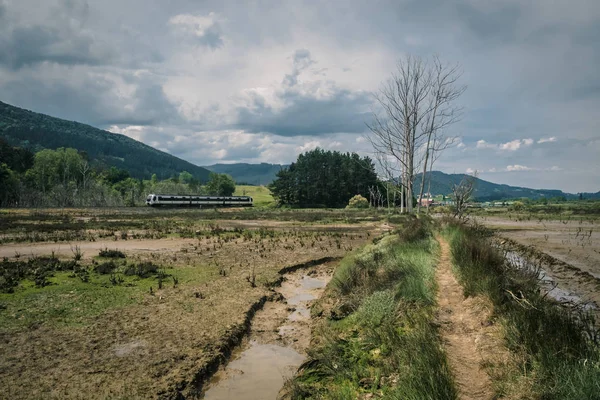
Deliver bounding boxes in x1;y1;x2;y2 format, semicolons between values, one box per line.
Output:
466;167;475;174
168;12;224;49
506;164;533;171
478;138;535;151
476;140;496;149
538;137;557;143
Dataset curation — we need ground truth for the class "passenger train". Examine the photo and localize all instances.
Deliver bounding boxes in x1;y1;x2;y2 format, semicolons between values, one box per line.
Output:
145;194;253;207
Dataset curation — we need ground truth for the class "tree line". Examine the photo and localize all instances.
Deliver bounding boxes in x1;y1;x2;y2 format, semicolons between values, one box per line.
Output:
0;139;235;207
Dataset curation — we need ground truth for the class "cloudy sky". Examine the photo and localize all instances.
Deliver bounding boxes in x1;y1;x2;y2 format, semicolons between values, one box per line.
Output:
1;0;598;193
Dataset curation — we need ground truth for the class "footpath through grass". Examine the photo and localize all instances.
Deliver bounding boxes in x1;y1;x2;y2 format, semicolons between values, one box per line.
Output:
284;217;457;399
444;219;600;399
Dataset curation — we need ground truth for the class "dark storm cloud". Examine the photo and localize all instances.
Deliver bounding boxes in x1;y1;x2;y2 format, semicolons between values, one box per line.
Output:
454;3;521;46
0;25;110;70
235;49;371;136
0;0;114;70
1;70;180;128
236;88;371;136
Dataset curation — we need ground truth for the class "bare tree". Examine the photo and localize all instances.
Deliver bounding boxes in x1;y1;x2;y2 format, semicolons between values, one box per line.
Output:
79;159;90;191
452;171;478;219
367;55;465;213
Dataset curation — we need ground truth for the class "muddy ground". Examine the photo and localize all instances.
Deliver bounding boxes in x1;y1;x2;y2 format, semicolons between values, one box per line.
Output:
203;262;335;400
475;215;600;309
0;208;389;399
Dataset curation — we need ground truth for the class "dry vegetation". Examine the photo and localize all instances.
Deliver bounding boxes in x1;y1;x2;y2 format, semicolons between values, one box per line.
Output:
0;207;390;399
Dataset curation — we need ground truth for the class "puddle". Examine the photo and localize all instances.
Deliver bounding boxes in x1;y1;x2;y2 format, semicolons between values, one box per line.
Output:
505;250;596;310
203;342;305;400
203;263;333;399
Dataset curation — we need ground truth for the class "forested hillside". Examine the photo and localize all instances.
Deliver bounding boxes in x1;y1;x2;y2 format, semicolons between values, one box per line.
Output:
204;163;288;185
0;101;210;181
413;171;577;201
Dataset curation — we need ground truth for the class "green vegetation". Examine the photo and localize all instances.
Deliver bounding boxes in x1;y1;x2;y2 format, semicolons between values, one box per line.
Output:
234;185;276;207
205;172;236;196
269;148;379;208
443;221;600;399
0;139;239;207
0;100;211;182
287;217;457;399
346;194;369;209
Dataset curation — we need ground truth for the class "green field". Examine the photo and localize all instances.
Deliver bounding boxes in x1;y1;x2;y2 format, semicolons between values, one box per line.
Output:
234;185;276;207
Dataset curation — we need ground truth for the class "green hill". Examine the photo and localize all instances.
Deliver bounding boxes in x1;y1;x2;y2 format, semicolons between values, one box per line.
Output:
0;101;211;182
413;171;577;201
204;163;288;185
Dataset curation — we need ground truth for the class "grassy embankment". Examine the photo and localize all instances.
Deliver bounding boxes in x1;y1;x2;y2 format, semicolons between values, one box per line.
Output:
234;185;276;207
444;221;600;399
285;217;457;399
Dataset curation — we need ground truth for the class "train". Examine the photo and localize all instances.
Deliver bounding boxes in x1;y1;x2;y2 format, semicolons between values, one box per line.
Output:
145;194;253;207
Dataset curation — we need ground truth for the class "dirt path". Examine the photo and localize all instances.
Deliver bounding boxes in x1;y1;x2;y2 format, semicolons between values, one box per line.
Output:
435;236;494;400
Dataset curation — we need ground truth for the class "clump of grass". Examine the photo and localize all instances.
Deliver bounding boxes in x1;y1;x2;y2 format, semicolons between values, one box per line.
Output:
0;256;78;292
94;261;118;274
444;221;600;399
123;261;160;278
98;248;126;258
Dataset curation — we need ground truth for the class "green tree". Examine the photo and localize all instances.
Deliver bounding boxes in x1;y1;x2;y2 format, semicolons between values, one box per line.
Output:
114;177;141;206
0;163;19;206
205;173;236;196
269;148;378;208
103;166;130;185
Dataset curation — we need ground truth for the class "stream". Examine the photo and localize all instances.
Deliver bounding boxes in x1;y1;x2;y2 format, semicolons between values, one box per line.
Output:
203;263;333;400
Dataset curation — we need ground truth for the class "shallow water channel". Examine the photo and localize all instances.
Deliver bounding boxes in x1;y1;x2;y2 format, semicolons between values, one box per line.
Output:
203;265;332;400
505;250;597;310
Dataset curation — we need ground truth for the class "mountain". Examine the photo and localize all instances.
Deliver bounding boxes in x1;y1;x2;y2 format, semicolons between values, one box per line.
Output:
413;171;577;201
204;163;288;185
0;101;211;182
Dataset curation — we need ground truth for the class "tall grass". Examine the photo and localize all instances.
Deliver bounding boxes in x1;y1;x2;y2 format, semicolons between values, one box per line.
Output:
444;220;600;399
288;217;457;399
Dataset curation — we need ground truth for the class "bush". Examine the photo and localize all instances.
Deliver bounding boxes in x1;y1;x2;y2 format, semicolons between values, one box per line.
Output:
94;261;118;274
347;194;369;209
98;248;126;258
124;262;159;278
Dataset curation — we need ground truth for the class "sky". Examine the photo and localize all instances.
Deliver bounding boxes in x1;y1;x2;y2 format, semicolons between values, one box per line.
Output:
0;0;598;193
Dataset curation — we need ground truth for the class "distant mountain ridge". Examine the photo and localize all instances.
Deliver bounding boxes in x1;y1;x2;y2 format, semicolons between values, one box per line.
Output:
0;101;211;181
204;163;289;185
413;171;598;201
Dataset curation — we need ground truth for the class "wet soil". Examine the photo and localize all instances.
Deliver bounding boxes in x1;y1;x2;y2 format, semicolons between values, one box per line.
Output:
202;262;334;400
475;216;600;278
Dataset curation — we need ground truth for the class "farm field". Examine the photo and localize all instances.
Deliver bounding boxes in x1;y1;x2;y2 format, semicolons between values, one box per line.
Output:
0;207;392;399
233;185;276;207
474;214;600;308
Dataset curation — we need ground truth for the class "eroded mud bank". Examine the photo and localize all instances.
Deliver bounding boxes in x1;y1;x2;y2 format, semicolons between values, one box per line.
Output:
202;261;334;400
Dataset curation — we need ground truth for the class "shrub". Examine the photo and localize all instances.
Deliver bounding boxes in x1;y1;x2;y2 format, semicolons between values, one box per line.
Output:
98;248;126;258
124;262;159;278
94;261;118;274
347;194;369;209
